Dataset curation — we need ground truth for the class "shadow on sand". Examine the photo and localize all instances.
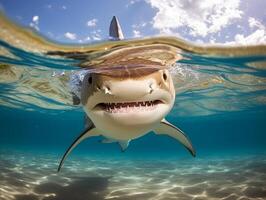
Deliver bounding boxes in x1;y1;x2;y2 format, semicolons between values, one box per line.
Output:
15;177;109;200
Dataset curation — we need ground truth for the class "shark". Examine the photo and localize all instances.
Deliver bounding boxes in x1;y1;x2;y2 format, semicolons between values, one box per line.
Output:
57;16;195;172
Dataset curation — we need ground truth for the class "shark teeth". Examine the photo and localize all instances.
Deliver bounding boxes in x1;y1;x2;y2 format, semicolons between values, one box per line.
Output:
97;100;162;113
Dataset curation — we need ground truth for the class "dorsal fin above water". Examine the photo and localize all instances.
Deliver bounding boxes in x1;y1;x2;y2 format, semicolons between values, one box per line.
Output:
109;16;124;40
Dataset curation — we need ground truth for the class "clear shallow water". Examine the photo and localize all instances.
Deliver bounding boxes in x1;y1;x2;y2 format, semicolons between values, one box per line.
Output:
1;15;266;200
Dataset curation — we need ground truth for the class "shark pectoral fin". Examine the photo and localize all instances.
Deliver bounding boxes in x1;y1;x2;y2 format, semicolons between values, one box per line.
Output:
57;125;100;172
84;115;93;129
154;119;196;157
118;140;130;152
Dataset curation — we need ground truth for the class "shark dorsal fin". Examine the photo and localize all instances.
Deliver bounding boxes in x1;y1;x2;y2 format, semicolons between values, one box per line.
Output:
109;16;124;40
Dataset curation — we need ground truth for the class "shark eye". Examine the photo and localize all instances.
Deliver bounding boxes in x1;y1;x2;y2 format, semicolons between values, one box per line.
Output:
88;76;93;84
163;72;167;81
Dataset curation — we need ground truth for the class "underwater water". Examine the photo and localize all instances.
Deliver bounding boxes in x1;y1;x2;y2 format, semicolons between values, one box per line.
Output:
1;16;266;200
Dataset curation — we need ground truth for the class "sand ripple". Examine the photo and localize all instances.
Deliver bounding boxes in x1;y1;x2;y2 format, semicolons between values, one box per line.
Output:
0;152;266;200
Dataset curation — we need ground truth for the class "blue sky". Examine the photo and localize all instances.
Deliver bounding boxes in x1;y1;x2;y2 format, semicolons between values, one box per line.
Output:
0;0;265;45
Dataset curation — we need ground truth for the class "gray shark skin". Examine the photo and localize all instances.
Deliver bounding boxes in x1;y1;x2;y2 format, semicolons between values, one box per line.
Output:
109;16;124;40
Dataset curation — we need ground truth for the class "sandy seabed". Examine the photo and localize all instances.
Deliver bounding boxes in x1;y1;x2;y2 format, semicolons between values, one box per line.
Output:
0;151;266;200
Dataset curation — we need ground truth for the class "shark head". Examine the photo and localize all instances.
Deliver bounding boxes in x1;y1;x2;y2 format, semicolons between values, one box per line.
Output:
80;68;175;139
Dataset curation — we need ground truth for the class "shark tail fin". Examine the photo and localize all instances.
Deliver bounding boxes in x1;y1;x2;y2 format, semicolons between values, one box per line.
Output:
109;16;124;40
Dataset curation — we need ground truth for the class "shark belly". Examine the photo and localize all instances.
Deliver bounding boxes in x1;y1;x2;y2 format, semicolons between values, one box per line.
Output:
97;123;155;140
85;108;169;140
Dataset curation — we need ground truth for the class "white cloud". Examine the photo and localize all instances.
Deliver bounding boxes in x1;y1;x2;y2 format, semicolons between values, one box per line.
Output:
64;32;77;40
248;17;264;30
130;0;139;5
32;16;39;22
224;29;266;45
126;0;141;7
29;15;40;31
132;22;147;29
74;36;92;44
223;17;266;45
90;30;102;41
46;4;67;10
133;30;141;37
87;18;98;27
146;0;243;37
92;35;101;40
131;23;147;38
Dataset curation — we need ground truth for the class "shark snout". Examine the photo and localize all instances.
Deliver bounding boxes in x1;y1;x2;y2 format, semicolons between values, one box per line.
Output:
99;79;155;99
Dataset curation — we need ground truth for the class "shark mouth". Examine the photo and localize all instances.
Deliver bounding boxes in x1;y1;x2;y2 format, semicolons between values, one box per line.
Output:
96;100;163;113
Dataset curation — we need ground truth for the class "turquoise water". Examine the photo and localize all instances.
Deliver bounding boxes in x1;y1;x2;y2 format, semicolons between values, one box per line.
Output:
0;38;266;199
